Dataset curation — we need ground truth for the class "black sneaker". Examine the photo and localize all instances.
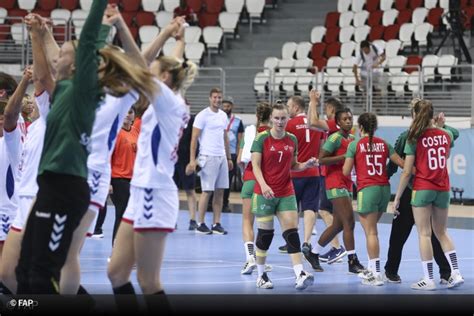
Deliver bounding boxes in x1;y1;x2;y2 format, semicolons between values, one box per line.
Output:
196;223;212;235
211;223;228;235
278;244;288;253
348;254;366;274
302;248;324;272
222;205;232;213
91;228;104;239
188;219;198;231
384;271;402;283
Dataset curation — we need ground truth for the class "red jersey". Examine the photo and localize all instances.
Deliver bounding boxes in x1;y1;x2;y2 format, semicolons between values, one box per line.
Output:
251;130;298;197
346;136;394;190
320;119;339;177
321;130;354;190
405;128;453;192
242;126;270;182
286;113;323;178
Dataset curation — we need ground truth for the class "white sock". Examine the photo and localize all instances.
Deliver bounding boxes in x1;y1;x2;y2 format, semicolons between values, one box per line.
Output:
293;263;303;277
369;258;381;276
257;264;265;277
312;242;323;254
347;249;356;256
244;242;255;261
422;260;434;280
444;250;460;273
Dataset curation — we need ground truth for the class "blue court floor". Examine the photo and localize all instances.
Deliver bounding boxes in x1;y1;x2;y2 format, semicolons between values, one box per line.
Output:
80;208;473;296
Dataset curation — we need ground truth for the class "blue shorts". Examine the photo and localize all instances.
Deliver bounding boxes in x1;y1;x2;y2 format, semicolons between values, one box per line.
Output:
173;161;196;191
319;176;333;213
292;176;320;212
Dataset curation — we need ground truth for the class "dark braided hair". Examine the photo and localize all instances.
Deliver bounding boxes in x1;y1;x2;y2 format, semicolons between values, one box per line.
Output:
335;107;352;127
358;112;378;152
256;102;272;129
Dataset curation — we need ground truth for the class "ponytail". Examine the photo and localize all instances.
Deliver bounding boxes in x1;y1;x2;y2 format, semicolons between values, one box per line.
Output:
407;99;434;143
358;112;378;151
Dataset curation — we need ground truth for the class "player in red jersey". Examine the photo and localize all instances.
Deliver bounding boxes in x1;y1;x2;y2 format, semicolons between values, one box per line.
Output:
306;90;347;263
393;99;464;291
343;112;403;286
236;102;272;274
282;95;324;272
310;107;366;274
251;103;318;290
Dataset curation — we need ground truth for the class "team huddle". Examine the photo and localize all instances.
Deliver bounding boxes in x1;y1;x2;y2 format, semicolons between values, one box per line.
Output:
0;1;465;312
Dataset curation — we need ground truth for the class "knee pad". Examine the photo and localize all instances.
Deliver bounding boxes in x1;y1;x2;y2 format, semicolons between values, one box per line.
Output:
283;228;301;254
255;228;274;251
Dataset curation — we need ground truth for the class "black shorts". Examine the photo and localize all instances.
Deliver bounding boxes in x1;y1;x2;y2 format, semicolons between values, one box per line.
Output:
319;176;333;213
173;161;196;191
292;176;320;212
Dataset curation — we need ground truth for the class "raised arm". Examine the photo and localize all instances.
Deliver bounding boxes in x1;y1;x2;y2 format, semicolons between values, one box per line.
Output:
142;16;185;65
4;67;32;131
104;4;147;68
307;89;329;131
25;14;55;95
172;24;185;59
73;0;108;96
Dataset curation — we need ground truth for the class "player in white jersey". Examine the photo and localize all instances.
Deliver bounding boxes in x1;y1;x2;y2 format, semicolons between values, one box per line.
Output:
58;91;138;294
108;17;198;315
0;68;33;293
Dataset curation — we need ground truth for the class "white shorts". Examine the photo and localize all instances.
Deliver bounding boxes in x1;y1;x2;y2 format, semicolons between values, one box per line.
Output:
86;169;111;236
198;155;229;191
122;186;178;232
87;169;111;212
0;208;16;242
10;195;35;233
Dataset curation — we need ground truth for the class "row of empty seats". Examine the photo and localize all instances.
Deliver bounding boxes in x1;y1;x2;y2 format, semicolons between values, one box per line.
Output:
255;54;457;96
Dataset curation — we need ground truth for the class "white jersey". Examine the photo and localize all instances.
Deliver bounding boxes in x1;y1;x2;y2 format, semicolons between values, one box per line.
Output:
17;91;50;196
131;80;189;189
193;107;228;156
87;91;138;173
0;125;22;214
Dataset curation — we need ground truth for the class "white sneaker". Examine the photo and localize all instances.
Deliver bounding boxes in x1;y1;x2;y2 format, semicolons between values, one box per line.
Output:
241;260;256;275
411;278;436;291
361;273;384;286
447;271;464;289
295;271;314;290
312;227;317;235
256;272;273;289
358;270;373;280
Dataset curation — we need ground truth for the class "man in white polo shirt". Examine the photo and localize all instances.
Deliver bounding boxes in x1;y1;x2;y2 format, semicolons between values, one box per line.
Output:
186;88;233;235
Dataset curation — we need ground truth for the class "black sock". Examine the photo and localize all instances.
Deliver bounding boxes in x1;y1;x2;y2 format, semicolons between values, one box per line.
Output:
112;282;139;314
0;282;12;294
77;284;89;294
144;289;172;315
113;282;136;294
348;253;356;260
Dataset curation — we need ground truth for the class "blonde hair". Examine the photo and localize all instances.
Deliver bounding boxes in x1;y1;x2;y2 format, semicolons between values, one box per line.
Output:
98;45;158;104
153;56;198;94
407;99;434;143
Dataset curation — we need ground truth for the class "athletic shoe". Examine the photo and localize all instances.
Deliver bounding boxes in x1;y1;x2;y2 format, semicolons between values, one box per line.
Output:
196;223;212;235
256;272;273;289
348;254;366;274
447;271;464;288
211;223;228;235
440;278;449;286
384;271;402;283
361;272;384;286
278;244;288;253
319;247;335;262
188;219;199;231
411;278;436;291
295;271;314;290
358;269;373;280
312;227;317;235
91;228;104;239
241;259;256;275
327;246;347;264
301;243;324;272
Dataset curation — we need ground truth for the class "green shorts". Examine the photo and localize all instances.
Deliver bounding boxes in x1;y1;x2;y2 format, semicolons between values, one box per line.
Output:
251;193;298;217
356;185;391;214
326;188;352;200
411;190;450;209
240;180;256;199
